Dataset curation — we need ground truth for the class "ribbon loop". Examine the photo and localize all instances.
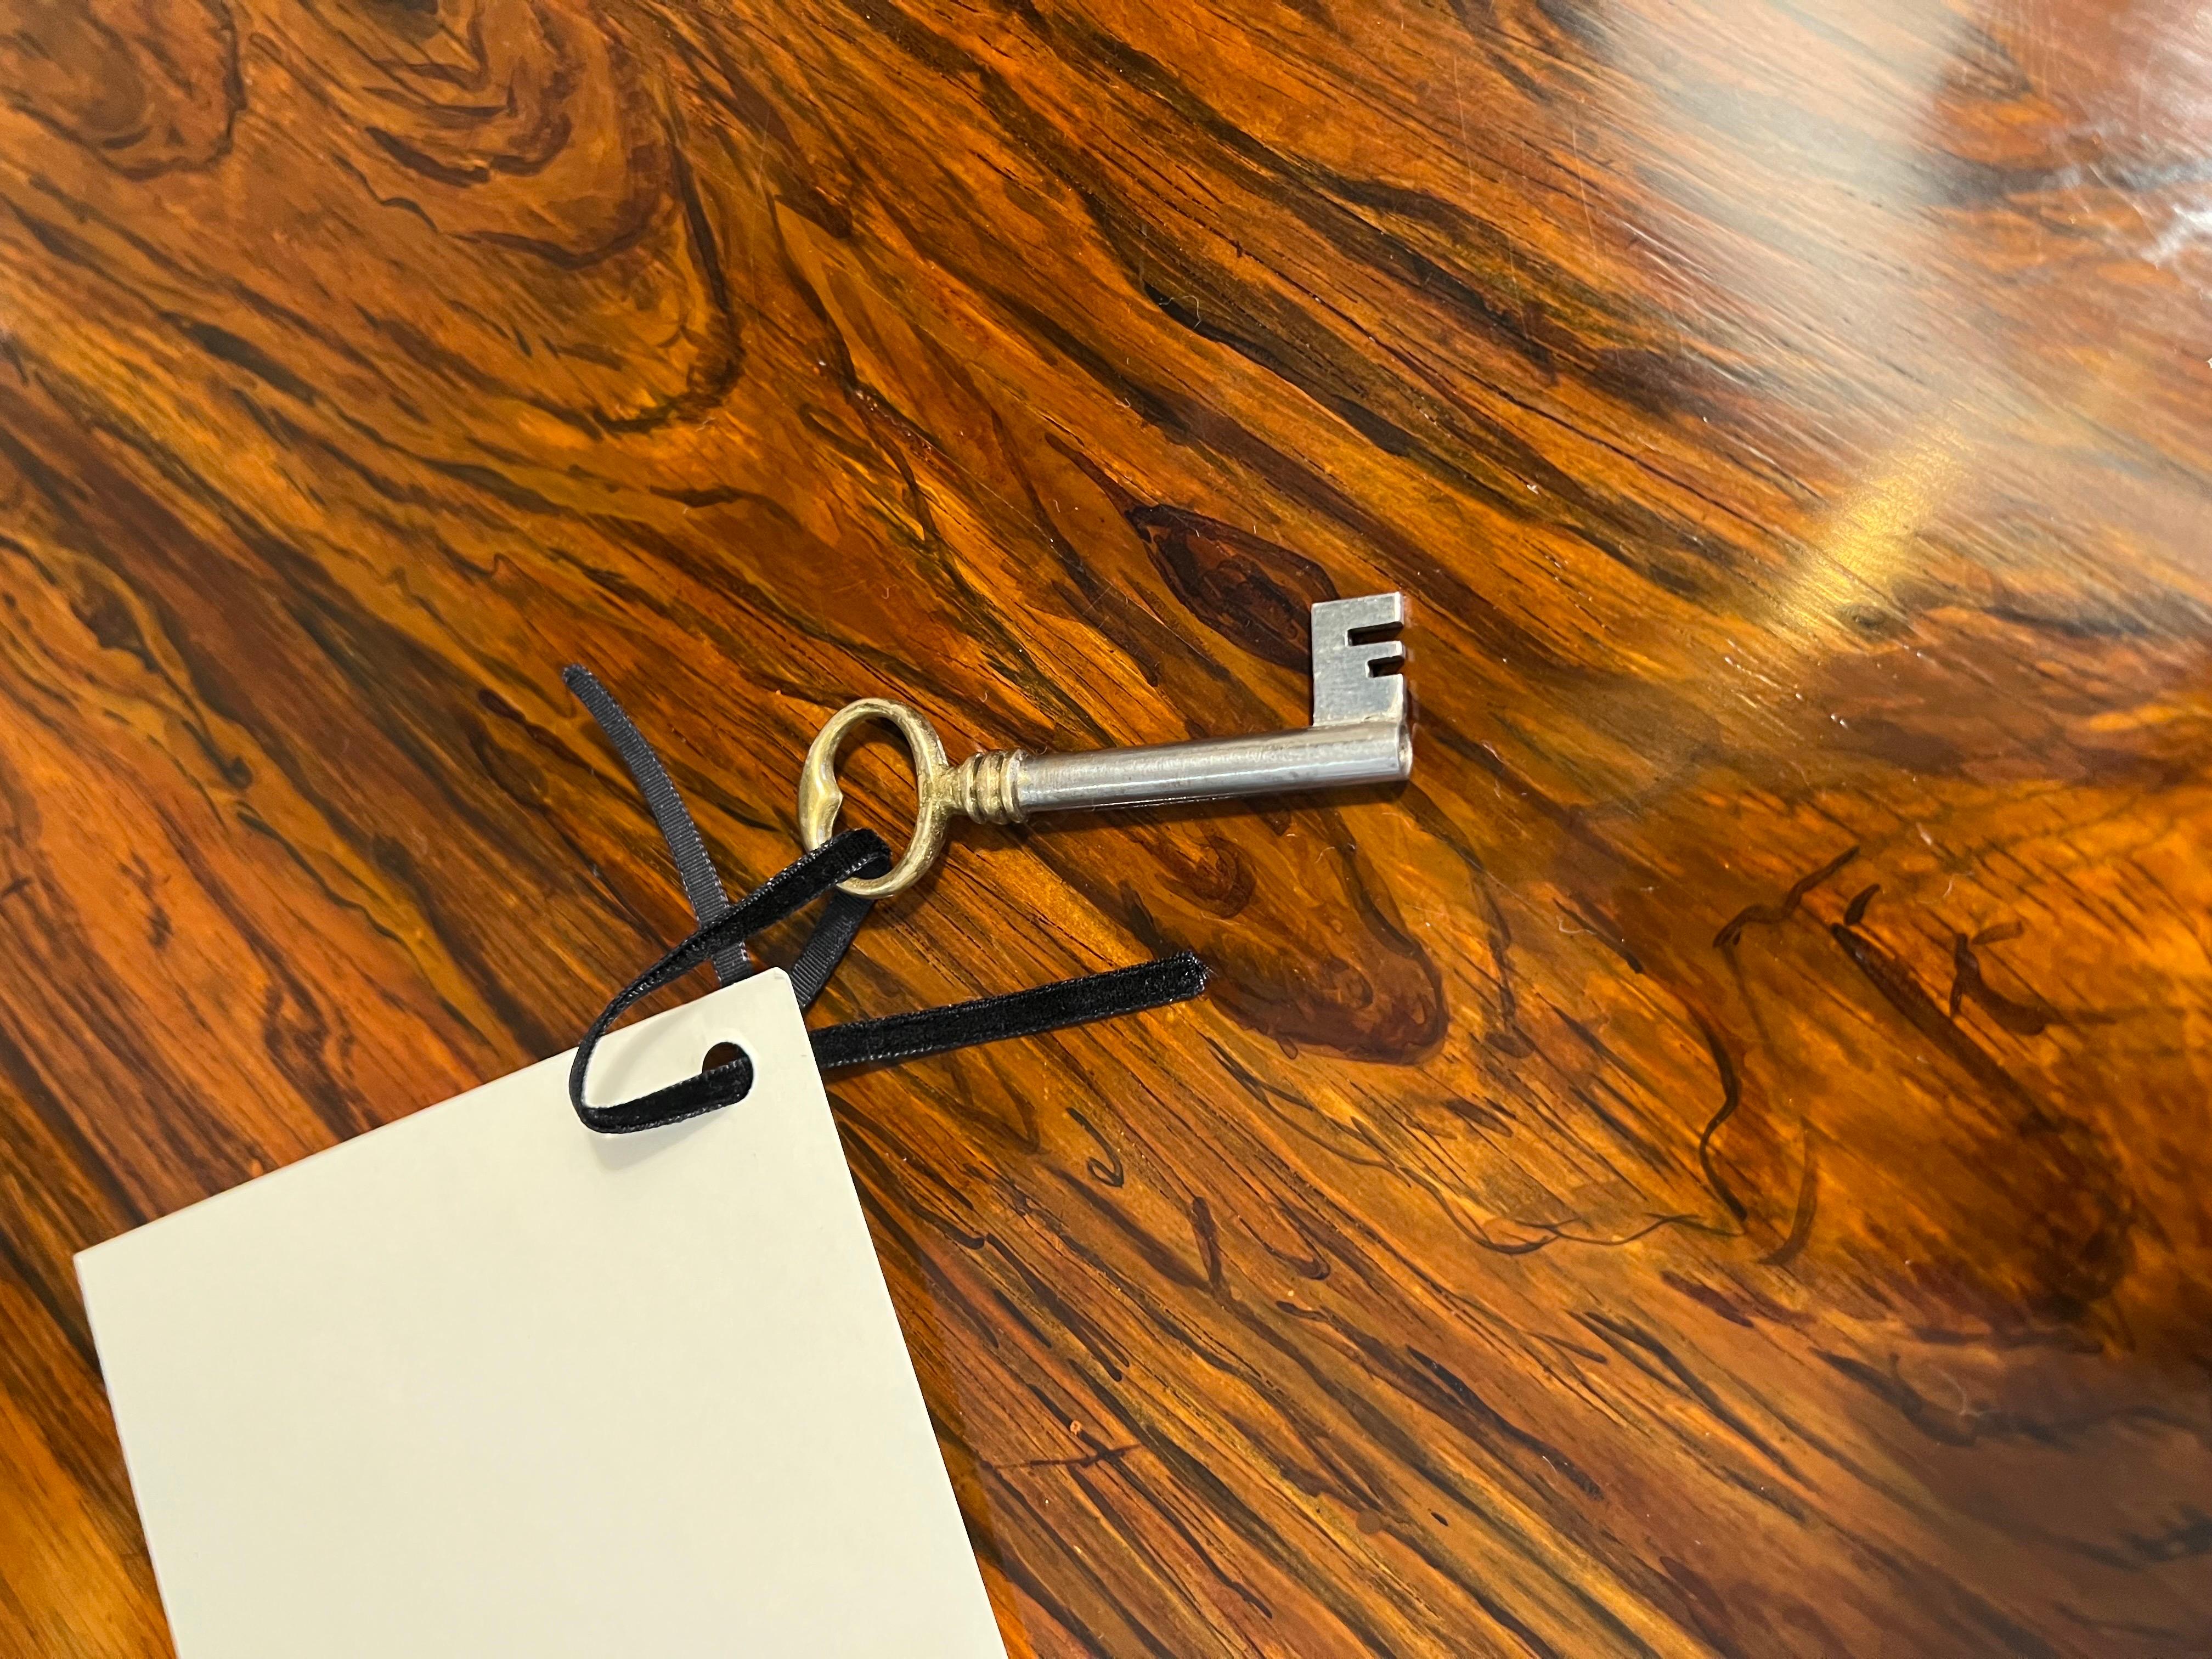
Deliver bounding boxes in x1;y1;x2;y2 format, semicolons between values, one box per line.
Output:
566;668;1206;1135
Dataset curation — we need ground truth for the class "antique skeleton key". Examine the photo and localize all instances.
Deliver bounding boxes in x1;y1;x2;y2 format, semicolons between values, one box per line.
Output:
797;593;1413;896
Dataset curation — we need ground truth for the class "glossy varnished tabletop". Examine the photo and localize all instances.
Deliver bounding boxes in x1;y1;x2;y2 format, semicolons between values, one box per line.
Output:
2;1;2208;1654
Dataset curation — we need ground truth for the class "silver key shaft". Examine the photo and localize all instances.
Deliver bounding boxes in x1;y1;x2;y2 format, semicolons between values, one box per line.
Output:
983;592;1410;817
798;593;1413;897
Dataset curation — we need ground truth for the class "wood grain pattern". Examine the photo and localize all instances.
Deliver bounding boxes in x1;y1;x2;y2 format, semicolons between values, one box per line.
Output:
2;0;2209;1652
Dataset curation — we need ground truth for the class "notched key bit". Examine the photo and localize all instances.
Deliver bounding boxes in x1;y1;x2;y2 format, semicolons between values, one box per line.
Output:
798;593;1413;897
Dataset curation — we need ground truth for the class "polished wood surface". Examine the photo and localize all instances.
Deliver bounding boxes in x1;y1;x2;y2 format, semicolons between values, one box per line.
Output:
3;0;2209;1652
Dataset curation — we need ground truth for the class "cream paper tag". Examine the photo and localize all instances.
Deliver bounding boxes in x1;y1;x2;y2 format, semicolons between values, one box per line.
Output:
76;969;1008;1658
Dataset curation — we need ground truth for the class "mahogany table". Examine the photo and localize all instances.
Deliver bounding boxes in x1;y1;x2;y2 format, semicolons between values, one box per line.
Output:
1;0;2207;1652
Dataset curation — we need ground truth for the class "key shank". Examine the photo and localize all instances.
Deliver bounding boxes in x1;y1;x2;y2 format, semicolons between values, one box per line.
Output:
966;592;1412;821
1000;718;1407;818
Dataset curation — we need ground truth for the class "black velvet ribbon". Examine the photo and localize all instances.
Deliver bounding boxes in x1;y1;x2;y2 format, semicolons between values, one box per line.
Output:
565;671;1206;1134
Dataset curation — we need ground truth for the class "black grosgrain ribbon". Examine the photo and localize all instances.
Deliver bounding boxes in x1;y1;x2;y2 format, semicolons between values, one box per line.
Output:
564;671;1206;1135
563;666;751;987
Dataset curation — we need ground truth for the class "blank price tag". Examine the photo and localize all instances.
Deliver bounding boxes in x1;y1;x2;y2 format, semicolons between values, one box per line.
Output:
77;970;1008;1659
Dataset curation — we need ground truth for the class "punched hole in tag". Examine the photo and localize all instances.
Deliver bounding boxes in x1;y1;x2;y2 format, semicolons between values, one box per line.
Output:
701;1039;749;1081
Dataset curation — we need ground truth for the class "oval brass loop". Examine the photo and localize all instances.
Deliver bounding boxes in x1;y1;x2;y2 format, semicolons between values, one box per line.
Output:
796;699;953;898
